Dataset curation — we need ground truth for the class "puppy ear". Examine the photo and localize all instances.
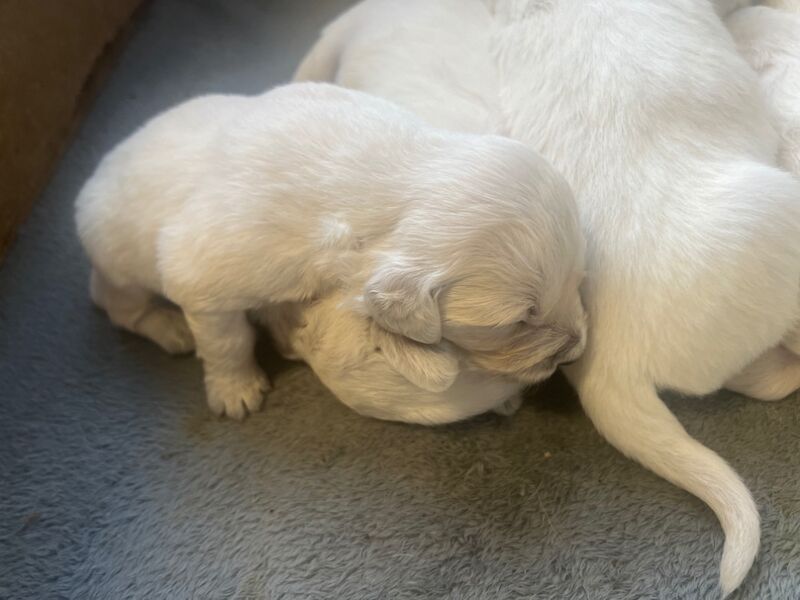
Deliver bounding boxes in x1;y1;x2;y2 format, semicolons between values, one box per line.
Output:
364;261;443;344
372;325;459;392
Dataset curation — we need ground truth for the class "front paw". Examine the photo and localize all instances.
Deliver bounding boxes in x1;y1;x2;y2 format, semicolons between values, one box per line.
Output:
204;367;271;420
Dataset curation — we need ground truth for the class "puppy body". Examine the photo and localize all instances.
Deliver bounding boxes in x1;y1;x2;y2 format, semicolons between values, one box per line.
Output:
297;0;800;594
77;82;584;419
489;2;800;594
726;5;800;175
257;295;522;425
294;0;498;134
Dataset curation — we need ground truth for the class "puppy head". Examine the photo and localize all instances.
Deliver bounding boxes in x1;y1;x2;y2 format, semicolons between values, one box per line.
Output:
267;292;460;394
262;292;526;425
439;227;586;383
364;135;587;383
433;137;587;383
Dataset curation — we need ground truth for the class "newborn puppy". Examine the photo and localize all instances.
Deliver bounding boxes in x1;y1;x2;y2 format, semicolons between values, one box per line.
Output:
726;4;800;175
487;2;800;594
294;0;499;135
256;294;523;425
76;82;585;419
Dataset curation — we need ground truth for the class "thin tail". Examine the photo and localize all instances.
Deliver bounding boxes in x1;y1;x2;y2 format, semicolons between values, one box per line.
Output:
579;375;759;597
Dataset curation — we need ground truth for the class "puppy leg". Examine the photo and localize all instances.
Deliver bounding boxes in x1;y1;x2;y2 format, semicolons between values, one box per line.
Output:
725;345;800;401
90;269;195;354
493;392;523;416
184;310;270;420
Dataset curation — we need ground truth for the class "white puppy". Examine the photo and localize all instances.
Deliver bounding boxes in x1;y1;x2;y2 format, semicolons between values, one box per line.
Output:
76;82;585;420
294;0;499;135
727;4;800;176
297;0;800;594
256;294;523;425
489;2;800;595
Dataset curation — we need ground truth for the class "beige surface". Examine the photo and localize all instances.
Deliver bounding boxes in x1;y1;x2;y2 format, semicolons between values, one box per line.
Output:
0;0;142;259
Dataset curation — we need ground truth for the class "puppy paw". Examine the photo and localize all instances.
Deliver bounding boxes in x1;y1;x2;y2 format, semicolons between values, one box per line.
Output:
205;367;271;420
493;393;523;417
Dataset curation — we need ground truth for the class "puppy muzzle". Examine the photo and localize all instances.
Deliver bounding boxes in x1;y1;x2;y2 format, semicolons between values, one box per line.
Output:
466;328;586;383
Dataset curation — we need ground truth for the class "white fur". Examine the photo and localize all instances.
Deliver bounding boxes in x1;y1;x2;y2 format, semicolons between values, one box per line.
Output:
294;0;499;134
727;5;800;175
297;0;800;594
76;82;585;420
256;294;522;425
761;0;800;11
491;2;800;595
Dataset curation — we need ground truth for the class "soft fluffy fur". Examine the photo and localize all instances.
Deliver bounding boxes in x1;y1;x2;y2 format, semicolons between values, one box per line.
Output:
297;0;800;595
294;0;499;135
256;294;523;425
727;4;800;176
488;2;800;594
75;81;585;420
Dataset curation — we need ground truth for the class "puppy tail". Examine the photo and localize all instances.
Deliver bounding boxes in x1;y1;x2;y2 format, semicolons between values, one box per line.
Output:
578;375;759;597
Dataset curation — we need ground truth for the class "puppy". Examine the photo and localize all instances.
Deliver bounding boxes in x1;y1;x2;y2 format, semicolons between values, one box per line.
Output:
489;2;800;595
297;0;800;594
726;4;800;175
725;5;800;401
256;294;523;425
294;0;499;135
76;82;585;420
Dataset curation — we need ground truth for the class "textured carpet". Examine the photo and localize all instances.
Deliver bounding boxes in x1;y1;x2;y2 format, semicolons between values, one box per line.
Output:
3;1;800;599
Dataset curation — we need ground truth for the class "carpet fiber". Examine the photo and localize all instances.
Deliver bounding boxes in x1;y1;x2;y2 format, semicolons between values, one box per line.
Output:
3;1;800;598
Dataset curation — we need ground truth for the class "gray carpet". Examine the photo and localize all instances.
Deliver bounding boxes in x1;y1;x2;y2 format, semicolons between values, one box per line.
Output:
3;1;800;598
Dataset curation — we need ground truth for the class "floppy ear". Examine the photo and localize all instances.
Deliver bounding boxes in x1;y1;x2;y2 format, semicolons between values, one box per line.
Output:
364;261;443;344
372;325;459;393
